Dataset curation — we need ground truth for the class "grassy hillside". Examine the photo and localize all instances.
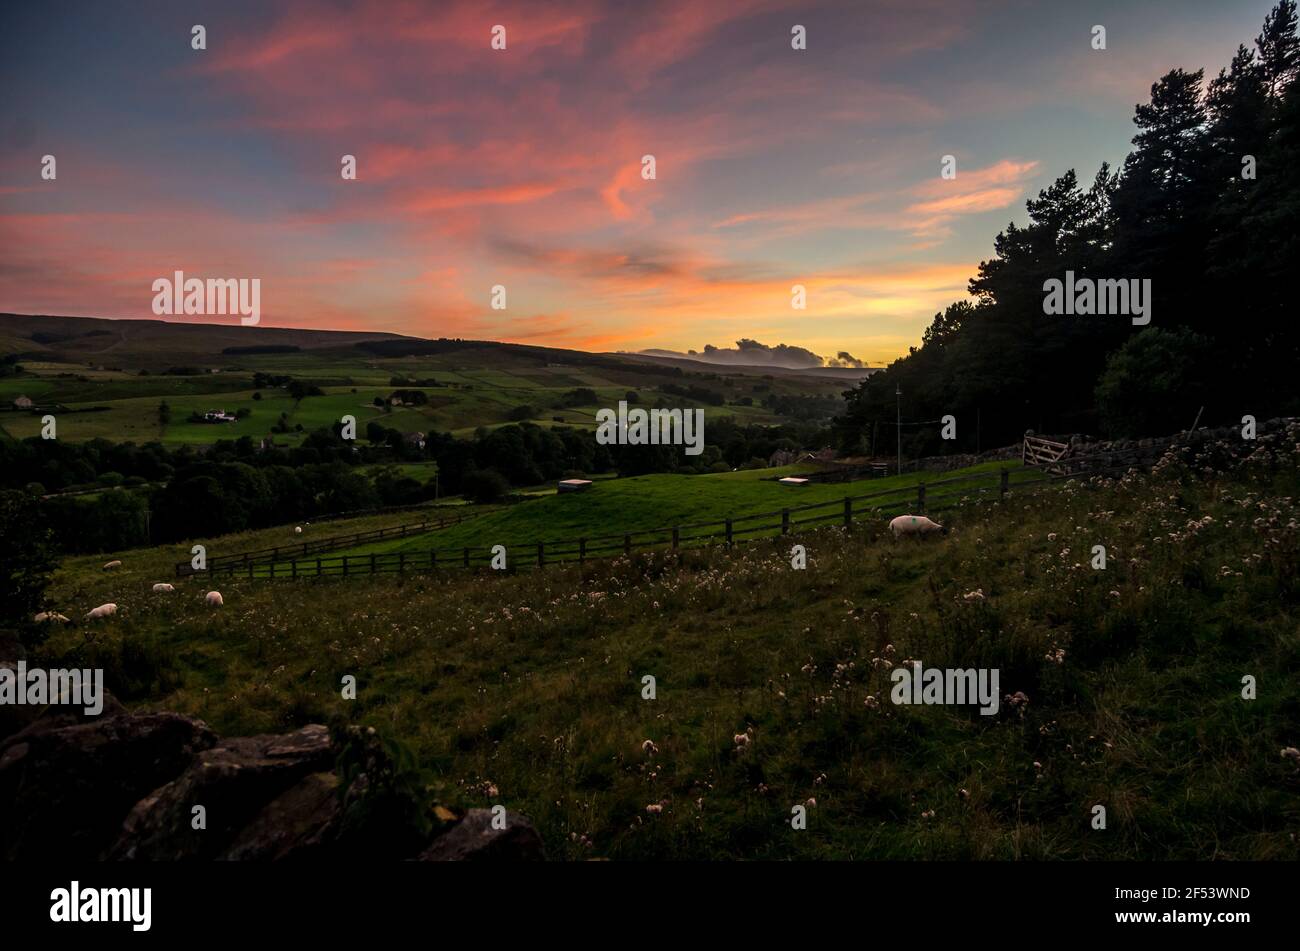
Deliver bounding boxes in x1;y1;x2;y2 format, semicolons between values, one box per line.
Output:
33;440;1300;860
331;459;1029;560
0;314;851;444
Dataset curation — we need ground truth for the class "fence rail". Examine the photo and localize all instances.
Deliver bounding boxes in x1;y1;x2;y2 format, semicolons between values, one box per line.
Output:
190;446;1162;581
1023;433;1072;469
175;508;485;576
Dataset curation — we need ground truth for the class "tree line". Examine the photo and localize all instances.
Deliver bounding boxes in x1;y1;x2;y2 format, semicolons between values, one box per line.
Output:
836;2;1300;457
0;411;830;552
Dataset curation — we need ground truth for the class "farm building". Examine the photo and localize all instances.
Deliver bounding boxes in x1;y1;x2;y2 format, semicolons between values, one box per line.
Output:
558;478;593;493
403;432;427;450
202;410;238;423
778;477;810;487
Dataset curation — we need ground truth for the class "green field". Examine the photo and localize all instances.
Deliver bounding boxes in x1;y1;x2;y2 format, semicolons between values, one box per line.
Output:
324;459;1029;561
1;314;855;445
33;446;1300;860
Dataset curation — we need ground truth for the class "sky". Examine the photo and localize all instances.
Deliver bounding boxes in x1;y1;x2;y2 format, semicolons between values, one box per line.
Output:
0;0;1279;365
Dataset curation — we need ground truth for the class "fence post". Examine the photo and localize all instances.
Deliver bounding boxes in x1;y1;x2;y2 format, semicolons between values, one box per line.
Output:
463;547;470;568
782;509;790;535
292;559;297;579
725;519;733;547
370;554;376;575
579;538;586;562
917;483;926;513
672;526;679;549
248;561;253;580
431;550;437;569
399;552;405;574
844;496;852;530
1000;469;1009;499
316;557;321;577
537;542;544;567
624;534;632;555
343;556;349;577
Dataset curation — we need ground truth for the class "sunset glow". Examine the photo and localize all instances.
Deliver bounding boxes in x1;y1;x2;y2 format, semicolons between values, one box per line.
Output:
0;0;1273;363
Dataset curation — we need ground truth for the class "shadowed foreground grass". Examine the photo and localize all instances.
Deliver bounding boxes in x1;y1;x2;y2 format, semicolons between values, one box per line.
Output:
37;449;1300;860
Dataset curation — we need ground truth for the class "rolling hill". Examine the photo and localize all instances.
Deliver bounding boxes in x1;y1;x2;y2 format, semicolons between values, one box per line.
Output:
0;313;852;443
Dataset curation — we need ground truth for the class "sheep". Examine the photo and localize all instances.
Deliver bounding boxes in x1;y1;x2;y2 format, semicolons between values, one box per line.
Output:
205;591;224;607
294;526;303;535
152;583;175;593
84;603;118;621
889;514;947;539
102;560;122;571
34;611;70;624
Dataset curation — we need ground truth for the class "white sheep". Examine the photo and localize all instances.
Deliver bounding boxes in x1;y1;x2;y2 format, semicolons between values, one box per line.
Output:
34;611;71;624
294;526;303;535
889;514;947;539
205;591;224;607
152;583;175;593
102;559;123;571
85;603;118;620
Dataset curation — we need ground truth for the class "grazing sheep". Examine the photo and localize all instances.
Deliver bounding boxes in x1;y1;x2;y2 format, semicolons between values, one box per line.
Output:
152;583;175;593
889;514;947;539
102;560;122;571
205;591;224;607
85;603;118;621
294;526;303;535
34;612;70;624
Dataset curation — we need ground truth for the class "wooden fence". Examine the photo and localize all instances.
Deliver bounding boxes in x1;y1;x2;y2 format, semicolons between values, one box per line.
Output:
175;508;484;576
189;447;1155;581
1023;433;1072;470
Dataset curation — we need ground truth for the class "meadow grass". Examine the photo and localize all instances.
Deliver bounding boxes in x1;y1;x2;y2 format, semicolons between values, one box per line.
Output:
328;459;1030;560
36;452;1300;859
1;333;838;445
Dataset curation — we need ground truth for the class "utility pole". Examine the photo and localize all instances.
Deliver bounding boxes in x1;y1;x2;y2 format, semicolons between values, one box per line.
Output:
895;383;902;476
